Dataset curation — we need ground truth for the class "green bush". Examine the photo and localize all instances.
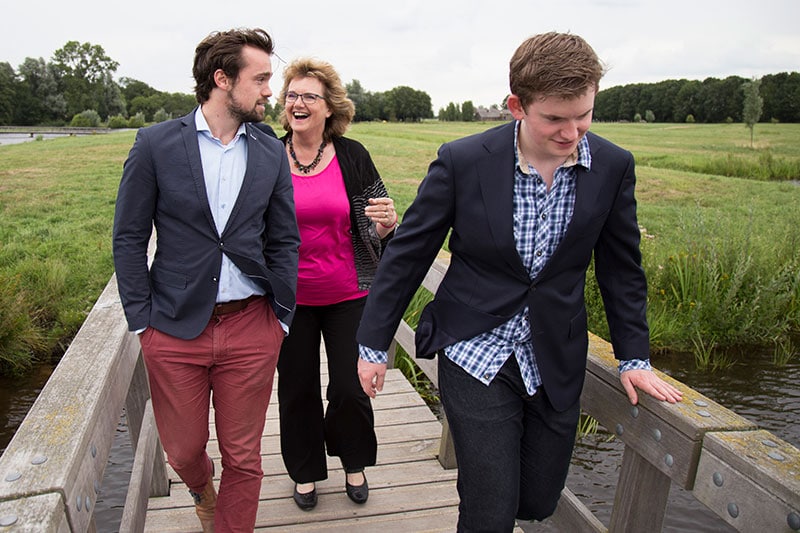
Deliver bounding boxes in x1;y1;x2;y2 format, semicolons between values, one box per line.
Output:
107;114;128;129
152;108;171;123
127;112;146;128
70;109;101;127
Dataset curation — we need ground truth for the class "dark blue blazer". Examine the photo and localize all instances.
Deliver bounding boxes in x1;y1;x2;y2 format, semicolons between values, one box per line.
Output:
356;121;648;411
113;110;300;339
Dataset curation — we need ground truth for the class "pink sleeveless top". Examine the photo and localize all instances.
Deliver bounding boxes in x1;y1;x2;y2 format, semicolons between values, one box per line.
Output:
293;155;369;306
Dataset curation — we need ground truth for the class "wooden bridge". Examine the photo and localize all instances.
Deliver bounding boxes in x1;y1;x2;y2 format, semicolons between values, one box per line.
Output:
1;255;799;532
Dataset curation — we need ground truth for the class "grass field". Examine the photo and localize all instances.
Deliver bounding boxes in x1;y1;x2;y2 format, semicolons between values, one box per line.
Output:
1;121;799;373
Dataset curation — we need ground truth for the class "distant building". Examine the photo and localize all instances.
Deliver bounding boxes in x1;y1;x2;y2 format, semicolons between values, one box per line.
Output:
474;106;513;121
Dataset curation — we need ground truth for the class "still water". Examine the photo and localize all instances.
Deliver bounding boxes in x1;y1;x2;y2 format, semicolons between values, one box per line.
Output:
1;353;798;531
0;133;76;145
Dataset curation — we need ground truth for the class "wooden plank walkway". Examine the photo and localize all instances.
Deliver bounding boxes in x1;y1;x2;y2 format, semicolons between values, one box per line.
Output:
143;361;465;532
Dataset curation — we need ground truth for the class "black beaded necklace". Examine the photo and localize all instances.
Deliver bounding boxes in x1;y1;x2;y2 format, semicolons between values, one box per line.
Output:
287;135;327;174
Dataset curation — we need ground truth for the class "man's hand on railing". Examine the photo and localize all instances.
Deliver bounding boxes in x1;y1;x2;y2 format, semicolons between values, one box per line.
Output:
358;358;387;398
620;369;683;406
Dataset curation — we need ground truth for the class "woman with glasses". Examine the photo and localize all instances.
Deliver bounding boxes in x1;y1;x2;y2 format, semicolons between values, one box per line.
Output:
275;58;397;511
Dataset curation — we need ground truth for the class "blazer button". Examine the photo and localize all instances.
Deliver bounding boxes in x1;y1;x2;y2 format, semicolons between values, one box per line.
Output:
212;277;218;282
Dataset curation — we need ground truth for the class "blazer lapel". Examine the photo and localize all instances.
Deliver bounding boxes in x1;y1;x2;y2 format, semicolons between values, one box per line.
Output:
477;123;529;280
223;124;261;236
181;111;219;237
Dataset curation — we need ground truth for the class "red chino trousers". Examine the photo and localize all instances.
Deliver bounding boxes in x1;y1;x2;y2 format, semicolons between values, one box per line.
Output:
139;297;283;532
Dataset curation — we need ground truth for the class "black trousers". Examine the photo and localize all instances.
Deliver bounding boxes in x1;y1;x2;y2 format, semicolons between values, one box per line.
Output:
277;296;377;483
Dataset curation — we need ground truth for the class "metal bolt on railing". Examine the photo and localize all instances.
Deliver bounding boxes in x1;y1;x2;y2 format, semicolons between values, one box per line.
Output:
787;511;800;530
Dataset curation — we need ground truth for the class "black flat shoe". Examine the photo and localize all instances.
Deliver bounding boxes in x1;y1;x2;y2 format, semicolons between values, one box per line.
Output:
293;484;317;511
345;473;369;504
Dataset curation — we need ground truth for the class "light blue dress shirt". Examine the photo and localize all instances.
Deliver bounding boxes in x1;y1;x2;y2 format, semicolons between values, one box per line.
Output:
195;107;265;304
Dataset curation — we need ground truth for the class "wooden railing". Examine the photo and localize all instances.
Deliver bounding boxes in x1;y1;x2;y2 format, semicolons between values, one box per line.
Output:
1;254;798;532
386;254;800;533
0;271;168;532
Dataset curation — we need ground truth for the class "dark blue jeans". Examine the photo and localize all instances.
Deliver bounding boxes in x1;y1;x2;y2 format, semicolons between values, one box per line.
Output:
438;354;580;532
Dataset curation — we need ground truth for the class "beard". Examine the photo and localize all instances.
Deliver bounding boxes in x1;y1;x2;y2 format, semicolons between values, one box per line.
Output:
227;92;265;123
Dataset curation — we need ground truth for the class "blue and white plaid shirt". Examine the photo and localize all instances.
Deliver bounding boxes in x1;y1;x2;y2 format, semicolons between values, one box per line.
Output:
360;122;650;389
439;122;582;395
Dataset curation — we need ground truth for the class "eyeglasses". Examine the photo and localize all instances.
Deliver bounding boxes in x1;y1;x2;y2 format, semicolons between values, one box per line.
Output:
285;91;324;105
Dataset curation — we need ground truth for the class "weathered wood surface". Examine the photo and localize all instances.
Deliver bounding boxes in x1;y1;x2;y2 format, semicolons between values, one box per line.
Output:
582;333;757;490
693;430;800;532
142;366;523;532
0;493;70;532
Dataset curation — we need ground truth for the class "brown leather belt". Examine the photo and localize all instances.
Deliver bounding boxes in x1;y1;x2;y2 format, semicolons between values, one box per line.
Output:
212;294;262;316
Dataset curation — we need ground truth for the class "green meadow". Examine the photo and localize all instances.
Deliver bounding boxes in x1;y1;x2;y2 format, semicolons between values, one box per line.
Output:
1;121;799;374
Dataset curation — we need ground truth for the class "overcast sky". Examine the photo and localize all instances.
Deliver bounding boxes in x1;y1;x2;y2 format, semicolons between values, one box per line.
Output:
3;0;798;111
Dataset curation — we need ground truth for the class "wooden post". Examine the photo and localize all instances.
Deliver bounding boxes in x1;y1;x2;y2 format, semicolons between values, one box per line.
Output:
437;414;458;470
608;447;671;532
123;342;169;497
386;339;397;369
119;401;166;533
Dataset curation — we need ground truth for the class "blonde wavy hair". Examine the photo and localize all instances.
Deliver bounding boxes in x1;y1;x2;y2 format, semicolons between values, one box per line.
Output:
278;57;355;141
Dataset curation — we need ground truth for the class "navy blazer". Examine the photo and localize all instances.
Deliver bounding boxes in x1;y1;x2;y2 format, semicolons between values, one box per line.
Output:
356;121;648;411
113;110;300;340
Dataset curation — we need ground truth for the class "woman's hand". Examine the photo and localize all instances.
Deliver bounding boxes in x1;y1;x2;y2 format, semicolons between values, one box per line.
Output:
366;197;397;237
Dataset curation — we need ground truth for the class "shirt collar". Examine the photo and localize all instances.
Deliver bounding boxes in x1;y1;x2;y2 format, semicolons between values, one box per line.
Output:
513;120;592;175
194;106;247;142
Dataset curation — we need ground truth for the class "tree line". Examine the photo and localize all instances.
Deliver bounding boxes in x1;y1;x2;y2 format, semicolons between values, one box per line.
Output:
1;40;798;127
593;72;800;123
0;41;435;127
0;41;197;127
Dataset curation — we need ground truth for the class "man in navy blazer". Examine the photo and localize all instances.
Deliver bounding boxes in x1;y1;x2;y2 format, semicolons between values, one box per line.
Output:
113;28;299;532
356;33;681;531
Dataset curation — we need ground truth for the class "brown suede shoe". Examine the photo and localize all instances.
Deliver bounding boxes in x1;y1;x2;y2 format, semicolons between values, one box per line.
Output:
189;476;217;532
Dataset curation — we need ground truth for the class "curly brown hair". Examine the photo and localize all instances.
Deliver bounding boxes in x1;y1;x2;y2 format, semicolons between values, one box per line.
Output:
193;28;274;104
509;32;605;107
278;58;355;141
